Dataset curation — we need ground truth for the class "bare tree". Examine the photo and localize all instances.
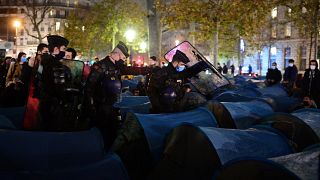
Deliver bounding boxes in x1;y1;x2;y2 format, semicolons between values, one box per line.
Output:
23;0;52;43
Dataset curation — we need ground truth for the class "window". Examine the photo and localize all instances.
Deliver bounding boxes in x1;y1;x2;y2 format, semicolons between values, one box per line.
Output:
271;7;277;19
271;47;277;55
271;25;277;38
284;47;291;57
284;48;291;68
49;9;54;17
301;46;307;57
20;29;24;36
285;23;291;37
40;26;44;31
55;21;60;31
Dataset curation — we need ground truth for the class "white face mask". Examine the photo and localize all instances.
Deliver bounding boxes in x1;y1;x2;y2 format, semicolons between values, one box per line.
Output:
176;65;185;72
288;63;294;67
271;65;276;69
310;65;316;70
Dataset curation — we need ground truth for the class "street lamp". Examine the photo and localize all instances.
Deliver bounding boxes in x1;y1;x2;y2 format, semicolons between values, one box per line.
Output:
13;20;21;55
125;29;136;65
125;29;136;43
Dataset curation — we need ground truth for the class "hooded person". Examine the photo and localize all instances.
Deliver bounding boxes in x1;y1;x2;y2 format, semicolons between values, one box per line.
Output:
147;50;209;113
83;41;151;149
302;60;320;108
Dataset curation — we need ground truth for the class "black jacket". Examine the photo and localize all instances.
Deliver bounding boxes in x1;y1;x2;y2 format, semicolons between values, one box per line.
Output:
266;68;282;85
84;56;150;106
302;68;320;105
148;61;206;113
283;65;298;83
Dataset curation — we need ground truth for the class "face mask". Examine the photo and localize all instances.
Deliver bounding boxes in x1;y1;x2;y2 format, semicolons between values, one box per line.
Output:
310;65;316;70
288;63;294;67
271;66;276;69
176;65;185;72
21;57;27;63
55;51;65;60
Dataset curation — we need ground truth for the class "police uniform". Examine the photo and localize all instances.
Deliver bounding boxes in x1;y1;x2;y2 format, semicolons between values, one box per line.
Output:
148;50;208;113
84;42;150;148
145;56;161;96
28;35;78;131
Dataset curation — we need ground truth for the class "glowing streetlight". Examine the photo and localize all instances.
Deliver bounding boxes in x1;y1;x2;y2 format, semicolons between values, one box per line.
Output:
175;40;180;46
13;20;21;28
140;41;147;52
125;29;136;43
13;20;21;55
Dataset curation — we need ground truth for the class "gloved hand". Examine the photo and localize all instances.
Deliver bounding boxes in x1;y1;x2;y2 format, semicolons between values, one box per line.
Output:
197;60;210;70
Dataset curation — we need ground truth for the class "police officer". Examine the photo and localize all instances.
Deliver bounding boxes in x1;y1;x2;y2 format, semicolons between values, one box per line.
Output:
148;50;208;113
145;56;161;95
266;62;282;86
37;35;74;131
84;41;150;148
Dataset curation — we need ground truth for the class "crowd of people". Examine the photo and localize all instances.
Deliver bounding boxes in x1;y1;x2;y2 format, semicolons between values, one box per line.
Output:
266;59;320;108
0;35;209;148
0;35;319;151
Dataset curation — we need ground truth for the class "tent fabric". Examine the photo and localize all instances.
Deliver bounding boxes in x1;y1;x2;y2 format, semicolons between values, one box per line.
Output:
259;113;320;152
122;79;138;92
261;95;302;112
113;96;150;120
113;107;217;180
0;106;25;129
270;147;320;180
233;87;262;97
291;108;320;139
212;92;257;102
136;107;218;161
0;153;129;180
199;126;293;164
0;128;105;171
257;84;288;97
209;100;273;129
150;124;220;180
0;115;16;129
215;146;320;180
214;158;300;180
151;124;293;179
